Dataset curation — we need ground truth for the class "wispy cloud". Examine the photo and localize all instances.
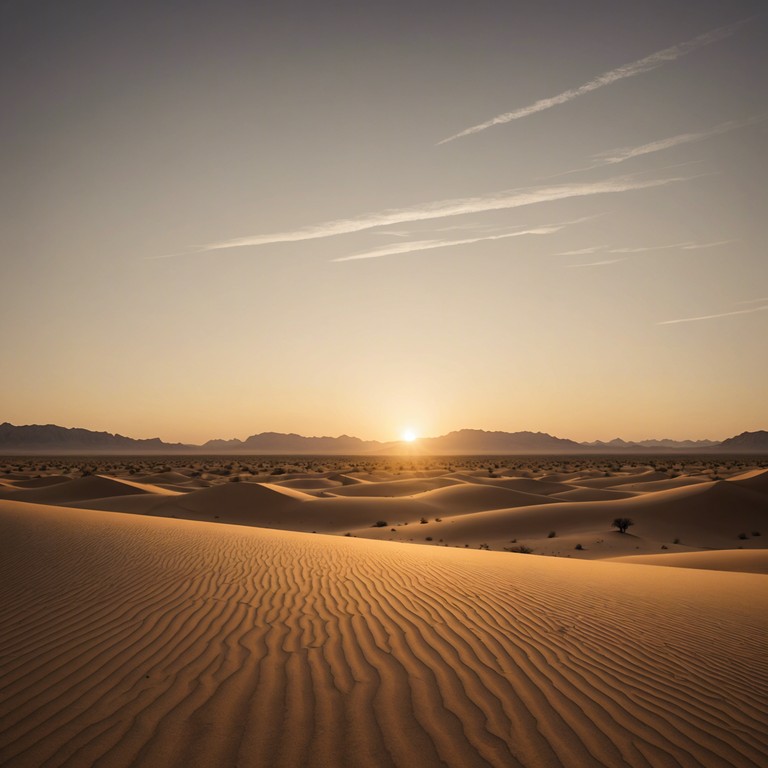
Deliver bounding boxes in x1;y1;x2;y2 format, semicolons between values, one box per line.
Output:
566;258;626;268
657;305;768;325
596;118;764;165
332;220;584;263
554;240;731;257
437;19;749;145
195;175;686;254
548;118;765;178
554;246;605;256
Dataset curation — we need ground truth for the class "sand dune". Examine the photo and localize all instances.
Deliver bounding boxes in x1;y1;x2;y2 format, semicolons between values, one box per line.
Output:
5;475;73;489
550;487;640;502
609;549;768;574
0;499;765;768
324;476;461;497
728;467;768;493
395;480;768;553
567;471;672;490
448;474;577;495
0;474;161;504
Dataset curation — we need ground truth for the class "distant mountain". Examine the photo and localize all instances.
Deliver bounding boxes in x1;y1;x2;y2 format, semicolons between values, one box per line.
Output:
202;432;382;454
0;422;766;455
0;422;190;454
398;429;585;455
583;437;720;450
715;430;768;453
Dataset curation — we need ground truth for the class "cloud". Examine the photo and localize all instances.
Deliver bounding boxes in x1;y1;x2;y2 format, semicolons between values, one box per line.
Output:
197;175;686;254
657;305;768;325
552;240;730;258
548;118;766;178
566;258;627;267
554;246;606;256
332;221;581;262
437;19;749;144
595;117;764;166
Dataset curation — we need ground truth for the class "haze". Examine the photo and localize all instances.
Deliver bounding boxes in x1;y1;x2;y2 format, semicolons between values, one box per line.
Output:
2;0;766;444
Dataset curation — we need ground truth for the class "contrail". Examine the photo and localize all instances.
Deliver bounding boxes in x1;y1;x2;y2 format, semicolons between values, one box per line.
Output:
438;19;749;145
657;305;768;325
566;258;626;267
332;221;580;262
196;175;687;254
595;118;764;165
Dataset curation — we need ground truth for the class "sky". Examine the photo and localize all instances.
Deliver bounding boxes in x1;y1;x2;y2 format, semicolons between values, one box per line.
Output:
1;0;767;444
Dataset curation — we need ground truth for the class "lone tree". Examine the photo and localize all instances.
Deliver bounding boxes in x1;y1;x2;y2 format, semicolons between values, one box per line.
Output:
612;517;634;534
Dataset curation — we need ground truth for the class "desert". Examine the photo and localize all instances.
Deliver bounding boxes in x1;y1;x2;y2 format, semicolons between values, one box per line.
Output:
1;454;766;767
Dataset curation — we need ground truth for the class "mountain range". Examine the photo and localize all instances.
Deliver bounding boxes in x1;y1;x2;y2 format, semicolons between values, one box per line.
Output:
1;422;767;454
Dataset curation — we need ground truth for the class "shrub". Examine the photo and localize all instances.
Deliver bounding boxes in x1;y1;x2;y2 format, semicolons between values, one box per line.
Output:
752;531;761;537
505;544;534;554
372;520;388;527
419;517;428;524
574;544;583;551
425;537;432;541
673;538;681;544
548;531;556;538
738;532;748;540
612;517;634;534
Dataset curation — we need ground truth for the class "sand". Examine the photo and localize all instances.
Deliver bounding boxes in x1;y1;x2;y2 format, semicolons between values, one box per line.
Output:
0;456;766;767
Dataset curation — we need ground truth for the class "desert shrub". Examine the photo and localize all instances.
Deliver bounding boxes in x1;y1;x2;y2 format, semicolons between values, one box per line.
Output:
574;544;583;551
420;517;428;524
738;532;748;540
752;531;761;537
673;538;681;544
661;545;668;549
548;531;556;538
372;520;388;527
435;517;442;522
425;537;432;541
612;517;634;534
505;544;533;554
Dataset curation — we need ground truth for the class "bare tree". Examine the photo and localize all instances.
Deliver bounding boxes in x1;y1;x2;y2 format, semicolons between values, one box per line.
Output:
612;517;634;534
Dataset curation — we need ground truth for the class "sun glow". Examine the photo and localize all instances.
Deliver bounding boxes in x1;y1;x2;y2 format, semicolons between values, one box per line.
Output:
401;429;417;443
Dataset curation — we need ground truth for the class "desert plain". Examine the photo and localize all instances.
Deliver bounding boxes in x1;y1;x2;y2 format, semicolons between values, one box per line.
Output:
0;454;766;767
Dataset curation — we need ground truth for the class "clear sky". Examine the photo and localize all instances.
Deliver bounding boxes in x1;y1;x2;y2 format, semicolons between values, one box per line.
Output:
2;0;766;444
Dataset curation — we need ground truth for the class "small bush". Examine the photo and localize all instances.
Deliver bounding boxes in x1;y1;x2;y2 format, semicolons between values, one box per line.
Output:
419;517;428;524
738;532;748;540
372;520;388;527
661;545;668;549
505;545;534;554
547;531;556;538
425;537;432;541
574;544;583;551
612;517;634;534
673;538;681;544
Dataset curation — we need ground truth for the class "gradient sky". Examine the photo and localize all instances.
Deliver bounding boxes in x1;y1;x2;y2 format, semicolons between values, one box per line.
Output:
2;0;766;444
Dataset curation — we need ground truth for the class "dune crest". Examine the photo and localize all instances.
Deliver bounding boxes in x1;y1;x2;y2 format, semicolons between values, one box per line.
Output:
0;500;766;768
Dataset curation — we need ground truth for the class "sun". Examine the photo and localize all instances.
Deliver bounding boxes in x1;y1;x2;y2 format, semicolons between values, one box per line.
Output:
401;429;417;443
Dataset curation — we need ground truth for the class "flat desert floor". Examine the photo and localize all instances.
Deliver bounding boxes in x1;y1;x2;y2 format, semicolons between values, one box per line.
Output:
0;456;766;767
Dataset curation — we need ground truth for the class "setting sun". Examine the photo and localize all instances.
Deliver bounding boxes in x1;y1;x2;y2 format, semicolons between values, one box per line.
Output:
401;429;417;443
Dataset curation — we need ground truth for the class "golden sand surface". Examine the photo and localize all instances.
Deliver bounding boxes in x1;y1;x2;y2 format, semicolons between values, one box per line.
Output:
0;456;766;767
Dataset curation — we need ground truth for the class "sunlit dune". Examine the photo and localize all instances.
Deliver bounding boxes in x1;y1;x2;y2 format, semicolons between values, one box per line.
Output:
0;456;766;767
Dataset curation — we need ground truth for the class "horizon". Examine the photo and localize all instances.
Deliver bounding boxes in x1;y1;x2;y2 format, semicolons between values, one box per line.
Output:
2;1;766;444
2;418;762;446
